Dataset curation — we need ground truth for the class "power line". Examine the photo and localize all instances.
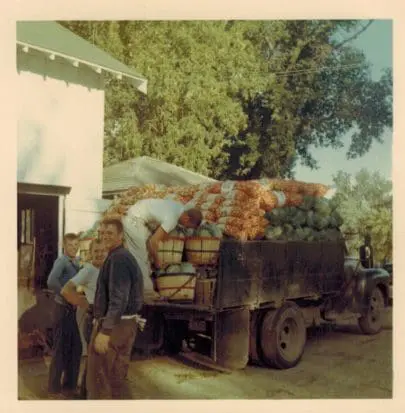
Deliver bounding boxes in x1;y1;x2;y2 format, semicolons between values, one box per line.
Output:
272;62;364;77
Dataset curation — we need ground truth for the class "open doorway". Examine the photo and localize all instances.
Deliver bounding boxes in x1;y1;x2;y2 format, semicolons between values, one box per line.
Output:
17;185;70;359
17;193;59;291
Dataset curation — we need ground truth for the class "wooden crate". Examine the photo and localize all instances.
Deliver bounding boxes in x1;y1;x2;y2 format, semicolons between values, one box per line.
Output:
185;237;220;265
194;279;217;306
156;273;196;301
157;237;185;266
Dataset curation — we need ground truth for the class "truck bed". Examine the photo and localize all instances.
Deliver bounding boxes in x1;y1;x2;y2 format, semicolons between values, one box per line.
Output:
147;239;346;312
215;239;346;310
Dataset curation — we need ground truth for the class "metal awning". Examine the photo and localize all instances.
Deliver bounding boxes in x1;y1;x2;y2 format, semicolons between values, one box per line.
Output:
16;21;147;94
18;183;72;196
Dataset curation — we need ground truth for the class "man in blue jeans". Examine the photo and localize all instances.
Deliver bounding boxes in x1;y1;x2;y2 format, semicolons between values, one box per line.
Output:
86;218;144;399
47;233;84;399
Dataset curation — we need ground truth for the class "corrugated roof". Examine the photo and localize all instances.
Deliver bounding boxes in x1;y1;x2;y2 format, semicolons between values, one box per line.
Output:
16;21;147;94
103;156;217;194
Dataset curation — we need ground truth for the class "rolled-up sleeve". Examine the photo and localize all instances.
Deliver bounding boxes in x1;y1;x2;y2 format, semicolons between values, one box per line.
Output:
47;256;66;294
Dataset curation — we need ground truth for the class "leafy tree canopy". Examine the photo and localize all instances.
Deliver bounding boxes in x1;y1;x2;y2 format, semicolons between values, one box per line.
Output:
332;168;392;263
60;20;392;180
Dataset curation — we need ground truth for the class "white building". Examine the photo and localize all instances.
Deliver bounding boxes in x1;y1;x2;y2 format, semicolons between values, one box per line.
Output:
17;21;147;290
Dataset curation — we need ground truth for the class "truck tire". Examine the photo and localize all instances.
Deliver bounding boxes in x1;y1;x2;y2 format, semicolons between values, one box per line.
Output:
215;308;250;370
358;286;385;335
259;302;306;369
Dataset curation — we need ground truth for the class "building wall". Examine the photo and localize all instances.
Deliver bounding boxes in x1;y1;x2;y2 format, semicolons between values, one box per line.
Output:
65;197;112;235
17;48;105;201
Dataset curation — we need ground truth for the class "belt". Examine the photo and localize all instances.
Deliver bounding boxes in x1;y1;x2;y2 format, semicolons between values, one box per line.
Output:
93;314;146;328
121;314;138;320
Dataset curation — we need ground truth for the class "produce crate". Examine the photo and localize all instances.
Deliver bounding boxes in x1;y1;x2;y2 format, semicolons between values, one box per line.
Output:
156;272;197;301
157;237;185;266
185;237;221;265
194;278;217;306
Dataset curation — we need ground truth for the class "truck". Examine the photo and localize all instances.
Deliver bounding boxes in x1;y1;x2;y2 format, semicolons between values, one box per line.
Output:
133;238;391;370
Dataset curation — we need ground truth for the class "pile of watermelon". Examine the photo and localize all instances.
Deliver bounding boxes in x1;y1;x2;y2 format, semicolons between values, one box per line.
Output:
264;196;344;242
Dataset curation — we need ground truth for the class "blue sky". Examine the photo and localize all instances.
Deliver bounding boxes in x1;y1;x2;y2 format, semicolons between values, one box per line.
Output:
293;20;393;186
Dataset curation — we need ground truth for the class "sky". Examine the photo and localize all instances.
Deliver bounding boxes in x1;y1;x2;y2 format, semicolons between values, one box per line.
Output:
293;20;393;186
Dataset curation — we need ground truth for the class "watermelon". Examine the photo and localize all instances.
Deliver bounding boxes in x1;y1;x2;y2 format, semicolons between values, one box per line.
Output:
169;227;187;239
292;210;307;227
313;198;332;216
180;262;196;274
313;213;330;230
165;264;182;274
265;226;283;240
306;210;315;228
300;195;315;211
195;222;223;238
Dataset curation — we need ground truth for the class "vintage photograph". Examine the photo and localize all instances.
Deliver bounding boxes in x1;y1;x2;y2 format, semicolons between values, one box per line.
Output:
16;19;392;400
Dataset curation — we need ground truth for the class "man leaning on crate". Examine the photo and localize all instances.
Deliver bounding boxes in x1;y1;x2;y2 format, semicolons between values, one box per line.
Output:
122;198;203;293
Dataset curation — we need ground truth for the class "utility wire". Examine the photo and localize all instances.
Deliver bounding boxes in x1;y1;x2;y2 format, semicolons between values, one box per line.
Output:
272;62;364;77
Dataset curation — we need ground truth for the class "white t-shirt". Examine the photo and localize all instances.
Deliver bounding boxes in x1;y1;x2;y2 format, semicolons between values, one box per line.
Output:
129;199;185;234
69;262;100;304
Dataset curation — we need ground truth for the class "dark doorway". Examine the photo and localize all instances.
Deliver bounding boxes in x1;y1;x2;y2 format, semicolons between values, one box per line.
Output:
17;193;59;289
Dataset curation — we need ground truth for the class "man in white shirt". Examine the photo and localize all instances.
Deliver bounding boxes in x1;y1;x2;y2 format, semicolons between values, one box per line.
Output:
61;238;106;399
61;239;107;354
122;199;202;296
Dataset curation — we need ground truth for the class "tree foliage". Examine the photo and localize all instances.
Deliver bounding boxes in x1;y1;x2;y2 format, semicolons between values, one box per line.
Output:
332;169;392;262
60;20;392;180
222;21;392;179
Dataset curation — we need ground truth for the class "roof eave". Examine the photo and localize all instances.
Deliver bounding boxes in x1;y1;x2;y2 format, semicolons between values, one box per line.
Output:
17;41;147;94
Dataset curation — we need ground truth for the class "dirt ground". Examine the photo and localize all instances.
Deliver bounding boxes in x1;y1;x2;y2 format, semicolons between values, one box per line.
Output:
18;307;392;400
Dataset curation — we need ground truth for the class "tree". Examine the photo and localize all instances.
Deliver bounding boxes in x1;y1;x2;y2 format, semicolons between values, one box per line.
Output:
60;21;392;180
61;20;269;175
331;169;392;263
221;20;392;179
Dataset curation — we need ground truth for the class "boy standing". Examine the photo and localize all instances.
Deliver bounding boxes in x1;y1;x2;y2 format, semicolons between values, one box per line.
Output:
47;233;82;398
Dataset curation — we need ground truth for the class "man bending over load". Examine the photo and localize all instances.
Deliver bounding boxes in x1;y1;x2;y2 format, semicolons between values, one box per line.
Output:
122;199;202;294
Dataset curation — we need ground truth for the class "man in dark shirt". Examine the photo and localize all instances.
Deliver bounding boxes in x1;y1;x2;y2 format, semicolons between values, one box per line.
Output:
86;218;144;399
47;233;84;398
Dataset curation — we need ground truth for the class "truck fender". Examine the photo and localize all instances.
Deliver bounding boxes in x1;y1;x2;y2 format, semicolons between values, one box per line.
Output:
354;268;390;313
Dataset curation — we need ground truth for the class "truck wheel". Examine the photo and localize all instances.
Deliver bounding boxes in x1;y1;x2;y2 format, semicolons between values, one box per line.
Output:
358;287;385;335
259;302;306;369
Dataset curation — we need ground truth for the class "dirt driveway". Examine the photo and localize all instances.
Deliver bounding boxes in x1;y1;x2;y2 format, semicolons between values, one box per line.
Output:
18;308;392;400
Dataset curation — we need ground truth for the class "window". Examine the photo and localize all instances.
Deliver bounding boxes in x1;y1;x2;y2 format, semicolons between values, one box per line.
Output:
20;208;35;244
